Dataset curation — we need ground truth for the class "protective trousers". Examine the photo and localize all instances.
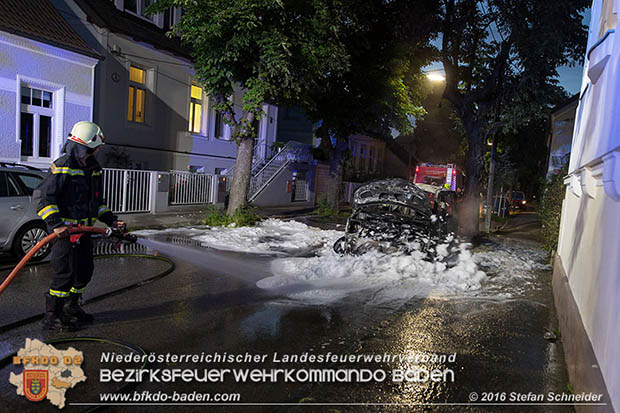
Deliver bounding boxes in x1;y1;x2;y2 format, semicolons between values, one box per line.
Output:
49;234;94;298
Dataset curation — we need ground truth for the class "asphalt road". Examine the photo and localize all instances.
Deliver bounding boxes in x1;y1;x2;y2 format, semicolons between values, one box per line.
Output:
0;216;577;412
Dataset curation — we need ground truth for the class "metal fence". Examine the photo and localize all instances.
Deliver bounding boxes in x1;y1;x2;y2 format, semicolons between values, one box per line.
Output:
102;168;152;213
169;171;215;205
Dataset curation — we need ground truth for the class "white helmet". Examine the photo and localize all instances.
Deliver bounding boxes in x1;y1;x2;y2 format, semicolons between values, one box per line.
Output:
68;121;105;148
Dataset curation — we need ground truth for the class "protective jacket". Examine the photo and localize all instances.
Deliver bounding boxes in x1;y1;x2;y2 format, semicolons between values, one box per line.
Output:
35;141;116;229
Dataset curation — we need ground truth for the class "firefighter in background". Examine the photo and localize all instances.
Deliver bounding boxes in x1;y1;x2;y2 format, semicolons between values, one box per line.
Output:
35;121;126;330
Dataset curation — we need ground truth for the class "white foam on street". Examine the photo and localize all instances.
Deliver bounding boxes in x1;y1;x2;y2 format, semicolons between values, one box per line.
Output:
259;241;487;306
136;219;551;306
134;219;341;255
192;219;342;255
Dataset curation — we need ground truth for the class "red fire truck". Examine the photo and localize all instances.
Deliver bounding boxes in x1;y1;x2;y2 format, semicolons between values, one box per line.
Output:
413;163;464;191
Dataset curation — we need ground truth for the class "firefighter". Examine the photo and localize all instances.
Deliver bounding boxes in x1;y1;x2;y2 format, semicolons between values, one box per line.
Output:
35;121;125;329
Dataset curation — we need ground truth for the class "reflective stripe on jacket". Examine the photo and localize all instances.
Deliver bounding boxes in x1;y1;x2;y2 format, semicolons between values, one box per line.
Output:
34;152;116;229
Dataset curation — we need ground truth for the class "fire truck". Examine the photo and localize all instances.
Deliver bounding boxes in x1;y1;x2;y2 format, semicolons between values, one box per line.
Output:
413;163;464;191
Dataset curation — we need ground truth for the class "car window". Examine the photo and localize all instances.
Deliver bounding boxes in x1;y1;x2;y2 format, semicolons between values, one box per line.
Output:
0;172;22;197
14;173;43;195
0;172;6;197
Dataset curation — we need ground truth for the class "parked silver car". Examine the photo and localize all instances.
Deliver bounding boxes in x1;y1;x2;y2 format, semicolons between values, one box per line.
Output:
0;163;50;260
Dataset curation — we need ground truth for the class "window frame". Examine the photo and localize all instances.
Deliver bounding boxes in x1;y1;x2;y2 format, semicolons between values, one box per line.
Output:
209;96;233;142
127;64;148;124
19;86;55;162
123;0;156;23
188;83;205;135
12;172;44;196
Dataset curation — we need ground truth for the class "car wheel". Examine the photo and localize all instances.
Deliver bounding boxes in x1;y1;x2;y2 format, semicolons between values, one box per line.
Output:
12;222;51;261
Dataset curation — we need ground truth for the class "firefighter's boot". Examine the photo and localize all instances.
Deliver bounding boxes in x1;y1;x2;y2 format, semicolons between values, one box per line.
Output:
42;294;78;330
65;292;94;323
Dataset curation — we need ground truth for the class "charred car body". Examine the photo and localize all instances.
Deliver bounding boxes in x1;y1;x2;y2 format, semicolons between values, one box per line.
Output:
334;178;458;256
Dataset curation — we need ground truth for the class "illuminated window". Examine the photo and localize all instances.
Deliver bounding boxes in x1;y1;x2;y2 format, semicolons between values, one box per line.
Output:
188;84;203;133
599;0;618;39
128;65;146;123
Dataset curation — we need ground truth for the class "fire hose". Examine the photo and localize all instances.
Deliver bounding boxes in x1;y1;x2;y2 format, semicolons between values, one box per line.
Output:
0;226;137;296
0;228;176;411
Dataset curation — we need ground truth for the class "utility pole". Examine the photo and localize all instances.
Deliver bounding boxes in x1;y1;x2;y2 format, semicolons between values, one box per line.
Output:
484;137;497;233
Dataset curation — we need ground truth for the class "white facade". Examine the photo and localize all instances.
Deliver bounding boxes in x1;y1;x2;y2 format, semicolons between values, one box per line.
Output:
558;0;620;410
0;30;97;169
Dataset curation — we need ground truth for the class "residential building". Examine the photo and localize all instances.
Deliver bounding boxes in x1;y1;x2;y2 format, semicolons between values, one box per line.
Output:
554;1;619;411
346;134;413;182
0;0;101;169
51;0;278;173
275;106;315;145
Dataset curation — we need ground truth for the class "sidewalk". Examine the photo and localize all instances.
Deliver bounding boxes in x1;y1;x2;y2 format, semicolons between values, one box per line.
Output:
119;208;208;230
119;205;317;230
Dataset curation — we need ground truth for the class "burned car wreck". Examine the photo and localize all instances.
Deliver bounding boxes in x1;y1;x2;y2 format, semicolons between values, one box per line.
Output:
334;178;457;256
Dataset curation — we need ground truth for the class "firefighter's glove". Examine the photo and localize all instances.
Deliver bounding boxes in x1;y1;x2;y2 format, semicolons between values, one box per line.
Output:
112;220;127;232
53;226;70;239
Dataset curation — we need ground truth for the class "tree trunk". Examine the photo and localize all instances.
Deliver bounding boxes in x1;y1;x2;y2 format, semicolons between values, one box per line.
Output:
484;138;497;233
322;139;347;210
461;127;484;237
326;157;342;210
227;136;255;216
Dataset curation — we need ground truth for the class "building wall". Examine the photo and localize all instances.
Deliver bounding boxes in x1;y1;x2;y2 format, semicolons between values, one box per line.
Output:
0;30;96;168
251;163;315;207
276;106;314;144
56;0;278;174
348;134;386;175
555;0;620;411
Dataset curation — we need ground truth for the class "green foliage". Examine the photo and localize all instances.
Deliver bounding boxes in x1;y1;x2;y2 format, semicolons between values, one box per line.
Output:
501;117;553;197
305;0;439;140
202;205;261;227
202;206;231;227
271;141;286;152
435;0;587;234
232;205;262;227
539;167;568;252
315;197;339;218
149;0;352;143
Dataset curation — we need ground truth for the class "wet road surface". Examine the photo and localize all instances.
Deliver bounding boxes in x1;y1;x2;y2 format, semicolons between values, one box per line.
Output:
0;219;576;412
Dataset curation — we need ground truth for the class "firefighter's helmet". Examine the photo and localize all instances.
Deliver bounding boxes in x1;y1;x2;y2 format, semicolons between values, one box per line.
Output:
68;121;105;149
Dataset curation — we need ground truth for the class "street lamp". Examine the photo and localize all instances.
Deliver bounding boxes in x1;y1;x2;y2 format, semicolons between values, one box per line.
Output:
426;73;446;82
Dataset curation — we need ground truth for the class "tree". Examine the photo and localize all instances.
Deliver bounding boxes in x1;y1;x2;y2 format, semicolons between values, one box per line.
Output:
437;0;589;236
304;0;439;209
400;78;466;165
151;0;351;215
503;116;560;197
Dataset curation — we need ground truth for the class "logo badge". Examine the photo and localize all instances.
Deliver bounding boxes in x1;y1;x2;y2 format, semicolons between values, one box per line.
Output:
24;370;48;402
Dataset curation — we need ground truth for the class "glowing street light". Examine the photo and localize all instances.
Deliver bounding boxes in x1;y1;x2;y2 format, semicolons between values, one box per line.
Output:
426;73;446;82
